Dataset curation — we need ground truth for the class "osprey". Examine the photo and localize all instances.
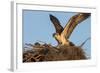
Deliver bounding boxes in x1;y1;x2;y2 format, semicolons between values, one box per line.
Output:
50;13;90;46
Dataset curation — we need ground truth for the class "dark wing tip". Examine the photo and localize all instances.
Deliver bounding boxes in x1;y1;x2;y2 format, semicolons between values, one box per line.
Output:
86;13;91;17
49;14;60;24
49;14;64;34
49;14;53;17
81;13;91;17
49;14;55;21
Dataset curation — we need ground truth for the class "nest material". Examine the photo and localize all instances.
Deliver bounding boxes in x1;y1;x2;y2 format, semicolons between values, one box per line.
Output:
23;43;87;62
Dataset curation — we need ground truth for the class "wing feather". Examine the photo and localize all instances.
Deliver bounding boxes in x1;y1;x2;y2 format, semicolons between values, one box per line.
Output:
50;14;64;34
62;13;90;38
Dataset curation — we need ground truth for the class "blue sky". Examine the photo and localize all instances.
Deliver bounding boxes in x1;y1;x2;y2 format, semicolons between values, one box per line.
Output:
23;10;91;57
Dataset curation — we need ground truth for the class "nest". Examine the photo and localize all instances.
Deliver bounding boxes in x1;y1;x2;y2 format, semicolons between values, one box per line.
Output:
23;43;87;62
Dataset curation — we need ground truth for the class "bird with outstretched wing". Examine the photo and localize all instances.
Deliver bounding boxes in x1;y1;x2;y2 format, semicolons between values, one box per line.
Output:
50;13;90;46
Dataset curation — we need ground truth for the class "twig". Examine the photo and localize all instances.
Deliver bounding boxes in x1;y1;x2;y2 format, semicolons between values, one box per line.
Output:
25;43;34;47
36;40;47;44
80;37;91;47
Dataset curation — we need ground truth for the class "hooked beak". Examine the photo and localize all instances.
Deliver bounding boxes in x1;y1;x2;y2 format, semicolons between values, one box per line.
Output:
53;33;56;38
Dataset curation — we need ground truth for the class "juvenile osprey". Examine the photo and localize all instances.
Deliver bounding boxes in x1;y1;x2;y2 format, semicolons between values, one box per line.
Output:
50;13;90;46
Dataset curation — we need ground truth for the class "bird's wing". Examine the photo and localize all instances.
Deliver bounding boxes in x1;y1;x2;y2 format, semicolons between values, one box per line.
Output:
62;13;90;39
50;14;64;34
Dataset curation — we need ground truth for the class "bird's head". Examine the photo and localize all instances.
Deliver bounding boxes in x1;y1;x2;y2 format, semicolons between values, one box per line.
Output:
53;33;60;39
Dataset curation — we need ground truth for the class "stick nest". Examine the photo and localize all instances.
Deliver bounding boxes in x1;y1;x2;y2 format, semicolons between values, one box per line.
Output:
23;42;87;62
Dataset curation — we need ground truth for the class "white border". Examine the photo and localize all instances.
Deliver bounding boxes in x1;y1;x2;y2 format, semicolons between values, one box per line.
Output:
11;1;97;72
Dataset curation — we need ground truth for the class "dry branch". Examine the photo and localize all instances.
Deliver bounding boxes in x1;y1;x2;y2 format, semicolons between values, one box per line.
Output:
23;43;87;62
